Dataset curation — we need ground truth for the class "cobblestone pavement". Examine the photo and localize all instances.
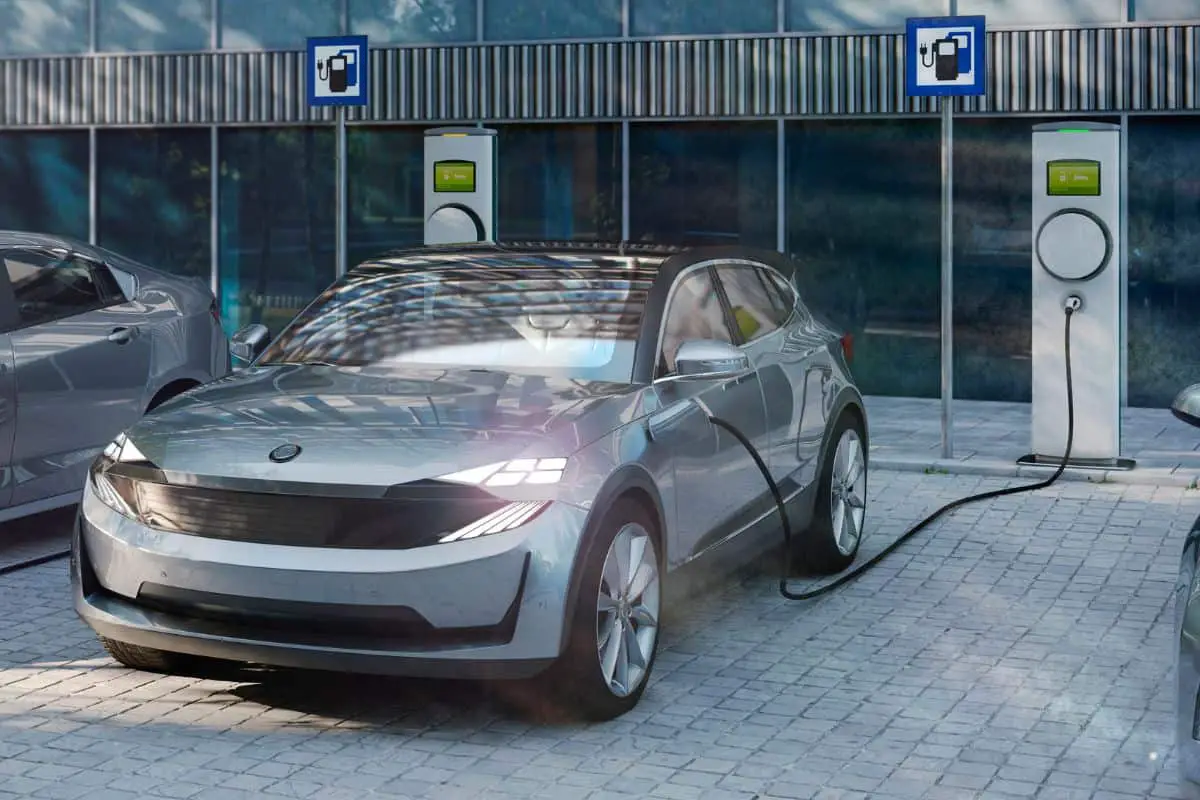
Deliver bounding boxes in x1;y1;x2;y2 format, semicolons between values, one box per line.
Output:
1;471;1198;799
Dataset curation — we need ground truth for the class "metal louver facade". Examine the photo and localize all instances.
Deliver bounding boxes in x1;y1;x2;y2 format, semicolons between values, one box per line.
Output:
0;24;1196;128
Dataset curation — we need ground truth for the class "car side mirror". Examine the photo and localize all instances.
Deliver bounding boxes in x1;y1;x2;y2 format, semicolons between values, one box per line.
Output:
671;339;750;380
1172;384;1200;429
230;323;270;364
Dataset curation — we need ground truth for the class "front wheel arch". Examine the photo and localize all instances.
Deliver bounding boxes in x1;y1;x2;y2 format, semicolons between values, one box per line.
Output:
557;466;666;657
544;495;664;720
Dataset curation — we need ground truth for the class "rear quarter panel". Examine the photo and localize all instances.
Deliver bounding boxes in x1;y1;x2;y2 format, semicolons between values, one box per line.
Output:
109;260;228;403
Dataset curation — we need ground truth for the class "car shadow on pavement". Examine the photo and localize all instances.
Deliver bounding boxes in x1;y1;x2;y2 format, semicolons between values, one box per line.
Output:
227;669;595;727
0;506;75;571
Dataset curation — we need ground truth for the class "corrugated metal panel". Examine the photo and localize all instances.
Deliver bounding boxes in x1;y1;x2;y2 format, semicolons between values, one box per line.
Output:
0;26;1195;127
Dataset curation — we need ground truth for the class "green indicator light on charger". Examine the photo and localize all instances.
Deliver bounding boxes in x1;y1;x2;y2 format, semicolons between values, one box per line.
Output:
1058;129;1090;133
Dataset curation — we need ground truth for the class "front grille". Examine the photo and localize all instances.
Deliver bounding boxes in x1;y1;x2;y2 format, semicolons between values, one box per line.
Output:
104;471;510;550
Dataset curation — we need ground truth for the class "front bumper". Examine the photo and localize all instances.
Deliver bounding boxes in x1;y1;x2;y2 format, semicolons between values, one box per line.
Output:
72;485;589;680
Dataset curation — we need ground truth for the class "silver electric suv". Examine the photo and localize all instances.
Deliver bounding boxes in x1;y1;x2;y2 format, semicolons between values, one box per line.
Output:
72;242;869;720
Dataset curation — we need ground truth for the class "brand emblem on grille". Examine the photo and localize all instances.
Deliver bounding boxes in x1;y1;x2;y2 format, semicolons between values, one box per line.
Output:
268;443;302;463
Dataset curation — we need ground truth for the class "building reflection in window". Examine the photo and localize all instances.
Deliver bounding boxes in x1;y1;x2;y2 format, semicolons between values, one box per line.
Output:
348;0;477;43
258;252;660;384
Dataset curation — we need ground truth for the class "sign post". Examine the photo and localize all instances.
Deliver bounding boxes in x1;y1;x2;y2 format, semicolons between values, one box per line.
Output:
306;34;369;278
905;15;986;459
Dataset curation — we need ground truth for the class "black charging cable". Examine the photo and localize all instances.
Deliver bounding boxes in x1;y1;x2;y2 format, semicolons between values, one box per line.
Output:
709;303;1077;602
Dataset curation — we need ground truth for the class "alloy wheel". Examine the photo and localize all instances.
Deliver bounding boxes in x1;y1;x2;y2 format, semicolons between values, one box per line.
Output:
595;523;661;698
830;428;867;555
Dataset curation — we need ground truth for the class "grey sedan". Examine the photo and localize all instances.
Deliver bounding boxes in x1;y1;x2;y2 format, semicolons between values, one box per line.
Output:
0;231;229;523
72;242;868;720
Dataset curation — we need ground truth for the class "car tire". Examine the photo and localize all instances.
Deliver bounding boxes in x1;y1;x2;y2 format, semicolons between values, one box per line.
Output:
98;636;231;677
795;410;868;575
547;498;663;722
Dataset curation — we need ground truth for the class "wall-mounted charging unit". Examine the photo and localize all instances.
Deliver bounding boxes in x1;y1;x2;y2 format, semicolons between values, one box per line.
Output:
423;127;497;246
1019;121;1134;470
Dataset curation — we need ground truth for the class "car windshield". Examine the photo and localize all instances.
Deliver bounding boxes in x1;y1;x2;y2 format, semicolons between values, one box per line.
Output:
256;253;660;383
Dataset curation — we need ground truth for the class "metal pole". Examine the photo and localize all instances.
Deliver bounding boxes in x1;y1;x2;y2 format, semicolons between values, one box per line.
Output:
620;120;630;241
87;127;97;245
940;97;954;459
210;126;219;298
776;118;785;253
335;106;347;277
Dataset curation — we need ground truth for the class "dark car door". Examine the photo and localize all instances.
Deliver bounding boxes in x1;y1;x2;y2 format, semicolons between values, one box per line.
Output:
2;247;153;507
648;263;769;563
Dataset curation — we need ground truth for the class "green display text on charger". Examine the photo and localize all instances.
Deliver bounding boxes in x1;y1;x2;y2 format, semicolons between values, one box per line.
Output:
433;160;476;193
1046;160;1101;197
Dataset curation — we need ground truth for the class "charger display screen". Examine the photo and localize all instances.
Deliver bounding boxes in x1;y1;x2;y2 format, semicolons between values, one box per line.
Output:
1047;160;1101;197
433;160;476;193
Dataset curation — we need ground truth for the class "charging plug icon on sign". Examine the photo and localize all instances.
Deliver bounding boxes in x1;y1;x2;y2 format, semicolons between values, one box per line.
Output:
919;30;973;82
317;48;358;93
306;35;369;106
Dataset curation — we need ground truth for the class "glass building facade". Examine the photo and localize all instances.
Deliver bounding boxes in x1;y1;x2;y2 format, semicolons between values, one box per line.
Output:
0;0;1196;407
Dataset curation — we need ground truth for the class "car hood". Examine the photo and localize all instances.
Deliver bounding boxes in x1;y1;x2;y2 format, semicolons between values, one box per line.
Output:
123;364;644;487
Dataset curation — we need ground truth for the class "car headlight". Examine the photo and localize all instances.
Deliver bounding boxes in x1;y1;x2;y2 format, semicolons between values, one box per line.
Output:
438;501;550;543
89;434;152;520
101;433;150;464
431;458;567;544
437;458;568;488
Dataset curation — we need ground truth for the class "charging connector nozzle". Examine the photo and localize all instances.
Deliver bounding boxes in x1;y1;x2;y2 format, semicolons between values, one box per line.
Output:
1064;295;1083;313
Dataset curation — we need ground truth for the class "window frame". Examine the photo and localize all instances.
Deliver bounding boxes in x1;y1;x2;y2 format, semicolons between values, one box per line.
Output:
0;246;128;332
758;265;799;321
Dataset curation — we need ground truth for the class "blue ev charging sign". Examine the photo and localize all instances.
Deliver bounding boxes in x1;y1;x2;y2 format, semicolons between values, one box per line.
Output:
306;35;369;107
905;16;987;97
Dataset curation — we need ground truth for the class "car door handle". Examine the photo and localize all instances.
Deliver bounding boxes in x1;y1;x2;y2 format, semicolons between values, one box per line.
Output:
107;326;133;344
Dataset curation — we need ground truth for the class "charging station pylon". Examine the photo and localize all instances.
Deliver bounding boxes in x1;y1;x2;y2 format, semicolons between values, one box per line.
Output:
423;127;497;246
1019;121;1134;471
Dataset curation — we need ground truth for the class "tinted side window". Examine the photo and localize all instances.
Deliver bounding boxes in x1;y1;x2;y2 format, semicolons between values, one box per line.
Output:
659;268;733;374
4;249;106;326
715;264;789;343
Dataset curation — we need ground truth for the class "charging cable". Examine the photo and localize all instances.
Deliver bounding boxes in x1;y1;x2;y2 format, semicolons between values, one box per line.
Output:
710;299;1079;602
